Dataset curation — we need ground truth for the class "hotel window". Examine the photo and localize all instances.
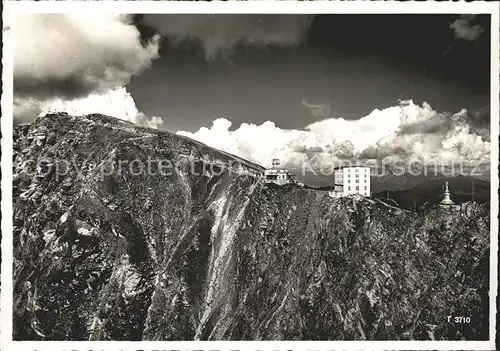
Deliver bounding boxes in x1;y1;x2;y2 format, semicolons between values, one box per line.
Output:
348;186;351;191
356;174;359;178
364;186;367;190
355;179;359;183
355;186;359;191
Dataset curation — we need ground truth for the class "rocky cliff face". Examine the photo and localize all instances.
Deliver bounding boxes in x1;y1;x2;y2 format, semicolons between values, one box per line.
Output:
13;113;490;341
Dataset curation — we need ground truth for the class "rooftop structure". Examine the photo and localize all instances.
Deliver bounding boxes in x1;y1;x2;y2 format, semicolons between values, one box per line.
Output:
439;181;460;210
261;158;296;185
440;181;454;205
329;166;371;198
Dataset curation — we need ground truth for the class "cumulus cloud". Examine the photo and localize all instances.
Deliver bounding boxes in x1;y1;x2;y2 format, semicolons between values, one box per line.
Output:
465;105;490;142
177;100;490;173
14;87;164;129
301;98;331;118
144;14;314;60
450;15;484;42
14;13;160;100
13;13;162;128
14;14;314;127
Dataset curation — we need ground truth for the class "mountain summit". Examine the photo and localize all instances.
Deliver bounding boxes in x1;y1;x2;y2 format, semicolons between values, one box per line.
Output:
13;113;490;341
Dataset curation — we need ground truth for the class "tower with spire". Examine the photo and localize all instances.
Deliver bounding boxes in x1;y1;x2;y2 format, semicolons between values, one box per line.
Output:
439;181;459;210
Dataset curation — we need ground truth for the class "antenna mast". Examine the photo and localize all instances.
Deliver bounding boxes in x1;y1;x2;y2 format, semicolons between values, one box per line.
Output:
472;179;475;202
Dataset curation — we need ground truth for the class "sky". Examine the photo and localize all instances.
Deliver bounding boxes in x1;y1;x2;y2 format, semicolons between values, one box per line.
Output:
129;14;491;132
13;13;492;180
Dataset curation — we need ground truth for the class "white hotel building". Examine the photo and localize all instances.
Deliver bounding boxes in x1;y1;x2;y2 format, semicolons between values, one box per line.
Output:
329;166;371;198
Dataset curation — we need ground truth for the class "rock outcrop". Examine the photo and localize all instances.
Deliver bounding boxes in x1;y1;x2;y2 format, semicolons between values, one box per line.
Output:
13;113;490;341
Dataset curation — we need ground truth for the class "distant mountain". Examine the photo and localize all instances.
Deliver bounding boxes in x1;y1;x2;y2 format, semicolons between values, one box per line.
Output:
298;169;491;195
373;176;490;211
370;173;445;192
296;172;433;191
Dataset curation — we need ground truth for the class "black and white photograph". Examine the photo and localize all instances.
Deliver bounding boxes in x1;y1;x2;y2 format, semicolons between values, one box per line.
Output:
1;1;498;349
